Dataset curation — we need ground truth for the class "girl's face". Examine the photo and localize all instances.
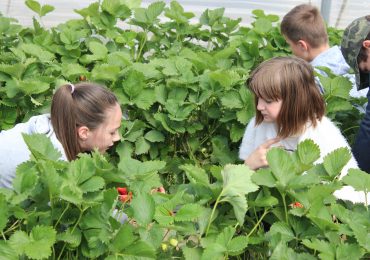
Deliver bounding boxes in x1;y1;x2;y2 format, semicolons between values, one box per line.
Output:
257;98;282;122
81;103;122;153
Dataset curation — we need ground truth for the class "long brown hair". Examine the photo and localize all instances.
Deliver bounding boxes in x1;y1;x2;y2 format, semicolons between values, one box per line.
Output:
51;82;118;161
247;56;325;138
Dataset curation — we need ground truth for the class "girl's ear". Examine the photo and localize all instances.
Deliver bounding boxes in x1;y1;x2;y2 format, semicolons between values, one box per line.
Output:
77;126;90;141
363;40;370;49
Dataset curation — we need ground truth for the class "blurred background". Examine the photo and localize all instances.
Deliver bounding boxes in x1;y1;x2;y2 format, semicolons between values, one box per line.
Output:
0;0;369;29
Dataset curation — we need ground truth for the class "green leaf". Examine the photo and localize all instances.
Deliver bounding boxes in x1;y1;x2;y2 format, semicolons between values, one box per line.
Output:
268;221;295;242
220;164;259;225
251;168;276;188
323;147;351;178
25;0;41;14
10;226;56;260
135;136;151;155
342;168;370;193
183;246;202;260
267;148;296;189
79;176;105;193
180;164;210;186
254;18;272;34
62;63;88;78
40;4;55;17
91;64;120;81
228;235;249;253
12;162;39;201
21;43;54;62
22;133;62;161
122;70;145;98
221;91;243;109
336;243;365;260
131;192;155;226
57;227;82;248
110;224;135;252
302;238;335;259
174;204;204;222
144;130;165;143
89;41;108;58
101;0;131;19
0;241;18;260
146;1;165;23
297;139;320;165
122;240;156;258
0;194;9;231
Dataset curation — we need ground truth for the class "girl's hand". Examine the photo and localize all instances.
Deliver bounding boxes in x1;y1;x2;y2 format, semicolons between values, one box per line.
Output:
244;137;280;170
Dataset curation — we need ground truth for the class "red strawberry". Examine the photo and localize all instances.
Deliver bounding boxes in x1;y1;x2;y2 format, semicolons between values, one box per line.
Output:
117;187;128;195
289;201;303;208
120;191;133;203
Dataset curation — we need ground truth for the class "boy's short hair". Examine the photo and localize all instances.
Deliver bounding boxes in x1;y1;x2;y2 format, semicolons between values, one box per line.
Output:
281;4;328;48
341;16;370;90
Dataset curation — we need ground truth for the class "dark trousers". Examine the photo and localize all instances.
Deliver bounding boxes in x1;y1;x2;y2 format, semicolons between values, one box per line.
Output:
353;88;370;173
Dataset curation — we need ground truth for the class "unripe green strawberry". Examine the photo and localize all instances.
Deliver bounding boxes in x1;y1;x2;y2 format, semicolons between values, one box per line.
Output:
169;238;178;247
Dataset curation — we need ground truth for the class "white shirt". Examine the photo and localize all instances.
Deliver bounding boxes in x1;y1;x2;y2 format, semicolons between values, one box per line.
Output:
239;116;367;203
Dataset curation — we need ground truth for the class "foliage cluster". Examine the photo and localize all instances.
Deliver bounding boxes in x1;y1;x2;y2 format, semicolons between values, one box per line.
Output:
0;0;369;259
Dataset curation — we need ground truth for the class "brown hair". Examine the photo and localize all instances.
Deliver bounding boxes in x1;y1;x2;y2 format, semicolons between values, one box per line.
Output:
51;82;118;161
247;56;325;138
281;4;328;48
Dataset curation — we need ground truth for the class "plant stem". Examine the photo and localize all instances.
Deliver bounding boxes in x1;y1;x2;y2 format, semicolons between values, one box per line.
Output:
54;203;70;229
246;209;269;238
136;29;148;62
281;192;289;225
205;192;223;236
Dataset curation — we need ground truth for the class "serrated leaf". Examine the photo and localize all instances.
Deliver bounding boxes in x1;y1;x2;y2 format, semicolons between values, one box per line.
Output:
144;130;165;142
268;222;295;242
91;64;120;81
10;226;56;260
221;91;243;109
22;133;62;161
146;1;165;23
0;241;18;260
251;168;276;187
267;148;296;189
297;139;320;165
221;164;259;225
122;240;156;258
135;136;150;155
323;147;351;178
180;164;210;186
21;43;54;62
183;246;202;260
342;168;370;192
89;41;108;58
40;4;54;17
174;204;204;222
25;0;41;14
302;238;335;259
57;227;82;248
0;194;9;231
228;235;248;253
110;224;135;252
79;176;105;193
12;162;39;200
133;89;156;110
131;192;155;226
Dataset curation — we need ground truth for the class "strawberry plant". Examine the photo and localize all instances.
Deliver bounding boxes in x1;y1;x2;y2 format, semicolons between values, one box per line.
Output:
0;0;369;259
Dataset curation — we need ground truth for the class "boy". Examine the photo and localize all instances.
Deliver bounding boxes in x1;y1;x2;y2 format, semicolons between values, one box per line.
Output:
281;4;367;98
341;16;370;172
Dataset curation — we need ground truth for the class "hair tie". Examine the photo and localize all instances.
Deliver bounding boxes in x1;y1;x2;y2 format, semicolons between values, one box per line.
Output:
67;83;75;94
